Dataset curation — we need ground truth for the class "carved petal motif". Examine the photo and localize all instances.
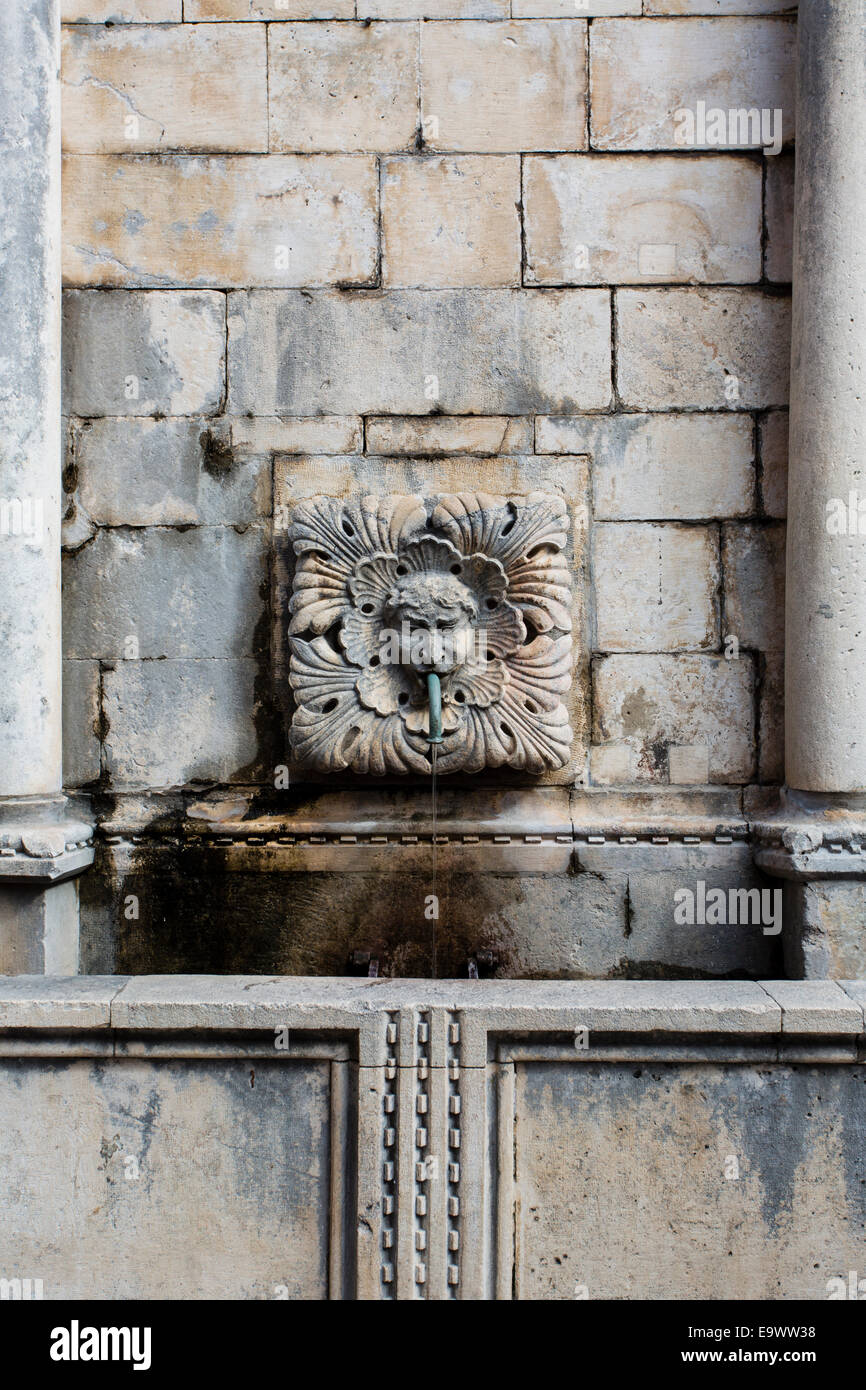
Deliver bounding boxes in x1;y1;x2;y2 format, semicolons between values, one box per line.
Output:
448;655;508;709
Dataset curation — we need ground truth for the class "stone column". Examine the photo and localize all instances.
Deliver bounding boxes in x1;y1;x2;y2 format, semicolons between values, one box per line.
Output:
785;0;866;792
0;0;92;973
755;0;866;977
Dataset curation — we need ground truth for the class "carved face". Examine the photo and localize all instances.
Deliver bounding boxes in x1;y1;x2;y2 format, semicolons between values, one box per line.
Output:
287;492;575;775
383;572;479;675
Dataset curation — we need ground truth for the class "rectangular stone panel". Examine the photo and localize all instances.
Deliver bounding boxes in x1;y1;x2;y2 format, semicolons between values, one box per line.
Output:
616;288;790;410
590;17;796;150
268;21;418;154
62;526;267;660
358;0;507;14
61;23;268;153
765;150;795;282
228;289;612;415
759;410;788;518
593;523;720;651
62;658;101;787
646;1;795;11
382;156;521;287
0;1056;331;1297
103;659;260;786
513;1062;865;1299
592;653;755;782
421;21;587;153
535;414;755;519
62;155;378;289
62;290;225;416
525;155;761;284
514;1;639;13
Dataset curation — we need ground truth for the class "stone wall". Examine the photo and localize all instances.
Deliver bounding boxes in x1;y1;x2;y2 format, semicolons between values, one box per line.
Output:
57;2;799;970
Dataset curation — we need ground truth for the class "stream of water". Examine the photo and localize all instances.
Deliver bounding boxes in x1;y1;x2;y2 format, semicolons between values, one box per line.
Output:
430;742;438;978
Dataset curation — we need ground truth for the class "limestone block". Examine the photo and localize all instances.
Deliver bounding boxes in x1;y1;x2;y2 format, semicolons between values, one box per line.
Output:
62;1;179;16
785;883;866;981
536;413;754;519
515;0;639;13
590;17;795;150
62;526;266;660
68;418;269;526
103;659;259;787
0;975;121;1028
359;0;507;14
62;659;101;786
616;288;791;410
420;21;587;153
62;155;377;289
268;22;418;154
765;149;795;282
759;410;788;518
382;156;521;288
646;0;795;11
0;882;80;976
758;648;784;783
61;23;267;153
593;653;755;782
589;743;633;784
593;523;720;651
186;0;352;15
228;289;612;415
230;417;363;455
525;155;761;284
62;290;225;416
760;980;862;1034
721;521;786;651
366;416;533;456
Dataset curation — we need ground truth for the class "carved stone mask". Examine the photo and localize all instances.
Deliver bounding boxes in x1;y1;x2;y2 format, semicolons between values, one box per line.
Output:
286;492;574;775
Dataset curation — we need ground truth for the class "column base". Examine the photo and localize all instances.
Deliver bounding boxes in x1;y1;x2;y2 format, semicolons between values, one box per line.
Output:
0;797;94;976
753;791;866;979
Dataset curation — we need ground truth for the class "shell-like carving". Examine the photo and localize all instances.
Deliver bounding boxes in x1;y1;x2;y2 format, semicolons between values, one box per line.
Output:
286;493;574;774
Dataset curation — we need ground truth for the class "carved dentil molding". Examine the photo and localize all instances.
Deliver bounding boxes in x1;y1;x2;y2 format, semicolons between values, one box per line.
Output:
286;492;574;775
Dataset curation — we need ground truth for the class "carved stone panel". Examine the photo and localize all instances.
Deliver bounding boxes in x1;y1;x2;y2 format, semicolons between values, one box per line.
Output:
285;492;574;775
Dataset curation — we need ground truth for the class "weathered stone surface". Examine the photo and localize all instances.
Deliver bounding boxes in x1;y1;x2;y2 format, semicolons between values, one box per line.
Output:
382;156;521;287
231;416;363;455
366;415;533;456
536;413;754;519
228;289;612;415
722;522;786;651
761;980;862;1034
62;0;178;16
591;17;796;151
186;0;352;14
62;290;225;416
765;149;794;282
360;0;506;13
593;653;755;782
68;418;269;527
62;658;101;786
63;155;378;288
421;20;587;153
593;523;720;651
268;21;418;154
589;742;633;784
785;883;866;981
0;975;122;1028
668;743;710;784
515;0;639;13
62;526;266;659
103;659;259;787
759;410;788;518
616;289;791;410
525;155;761;284
646;0;794;11
0;883;80;976
61;22;267;153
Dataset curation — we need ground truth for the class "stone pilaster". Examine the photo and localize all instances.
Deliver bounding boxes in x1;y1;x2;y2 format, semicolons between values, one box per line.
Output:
758;0;866;976
0;0;92;972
